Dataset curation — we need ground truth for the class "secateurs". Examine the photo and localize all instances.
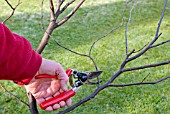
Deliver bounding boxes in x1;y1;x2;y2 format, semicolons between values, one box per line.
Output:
35;68;102;110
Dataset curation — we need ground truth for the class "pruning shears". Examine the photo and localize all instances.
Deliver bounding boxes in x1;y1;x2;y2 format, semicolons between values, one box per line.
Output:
35;68;102;110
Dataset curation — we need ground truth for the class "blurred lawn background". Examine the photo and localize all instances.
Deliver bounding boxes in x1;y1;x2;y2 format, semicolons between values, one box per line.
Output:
0;0;170;114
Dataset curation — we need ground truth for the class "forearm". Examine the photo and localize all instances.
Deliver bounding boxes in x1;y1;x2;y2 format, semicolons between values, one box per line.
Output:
0;23;42;85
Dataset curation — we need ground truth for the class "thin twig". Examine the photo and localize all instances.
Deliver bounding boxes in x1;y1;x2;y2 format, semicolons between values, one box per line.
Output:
60;0;76;13
57;1;136;113
134;42;149;53
3;0;22;23
41;0;45;30
89;1;132;57
150;39;170;48
141;73;150;83
55;0;62;19
49;0;55;21
89;17;124;57
125;0;168;63
122;60;170;72
40;0;100;71
155;0;167;37
54;0;85;28
52;38;89;57
125;0;137;55
0;83;29;107
127;33;162;62
108;76;170;87
58;1;169;113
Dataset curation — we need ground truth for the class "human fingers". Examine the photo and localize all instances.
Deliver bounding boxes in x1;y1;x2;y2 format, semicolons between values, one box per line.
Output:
44;96;54;111
55;65;68;88
52;104;60;110
66;98;72;106
36;98;53;112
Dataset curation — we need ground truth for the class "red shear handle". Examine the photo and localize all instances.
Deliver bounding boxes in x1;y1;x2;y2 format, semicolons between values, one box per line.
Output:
35;74;57;79
35;68;73;79
35;68;74;110
40;89;75;110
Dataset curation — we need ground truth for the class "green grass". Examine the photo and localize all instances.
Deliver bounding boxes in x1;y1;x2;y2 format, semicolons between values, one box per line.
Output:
0;0;170;114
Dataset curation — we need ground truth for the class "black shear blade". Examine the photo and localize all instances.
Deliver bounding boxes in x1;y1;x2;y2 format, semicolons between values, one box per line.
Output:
86;71;102;79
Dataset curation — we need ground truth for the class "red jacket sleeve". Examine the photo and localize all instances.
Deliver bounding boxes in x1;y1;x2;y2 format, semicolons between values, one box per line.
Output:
0;23;42;85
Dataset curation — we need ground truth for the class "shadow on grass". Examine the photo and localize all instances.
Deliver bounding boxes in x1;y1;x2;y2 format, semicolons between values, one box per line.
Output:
1;0;169;52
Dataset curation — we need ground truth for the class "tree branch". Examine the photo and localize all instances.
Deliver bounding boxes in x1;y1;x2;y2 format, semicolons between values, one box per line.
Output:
3;0;22;23
0;83;29;107
49;0;55;21
122;60;170;72
57;0;169;113
27;92;39;114
126;0;168;63
150;39;170;48
108;75;170;87
55;0;62;19
125;0;137;55
54;0;86;28
60;0;76;13
126;33;162;63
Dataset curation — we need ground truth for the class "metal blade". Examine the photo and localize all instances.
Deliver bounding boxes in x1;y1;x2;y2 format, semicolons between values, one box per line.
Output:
85;80;102;85
69;75;74;87
86;71;102;79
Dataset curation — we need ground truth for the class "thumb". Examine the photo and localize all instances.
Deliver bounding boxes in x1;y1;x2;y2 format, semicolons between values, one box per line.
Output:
55;64;69;91
39;58;69;91
60;79;68;91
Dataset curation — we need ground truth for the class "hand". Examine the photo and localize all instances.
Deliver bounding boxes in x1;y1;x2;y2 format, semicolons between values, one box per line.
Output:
25;58;72;111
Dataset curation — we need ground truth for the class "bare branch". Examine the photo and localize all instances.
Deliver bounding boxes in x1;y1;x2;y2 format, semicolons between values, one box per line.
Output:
108;76;170;87
141;73;150;83
88;0;133;59
37;0;85;53
27;92;39;114
125;0;168;63
134;42;149;53
155;0;167;37
3;0;22;23
55;0;62;19
89;17;125;57
0;83;29;107
49;0;55;21
52;38;89;57
150;39;170;48
5;0;15;10
127;33;162;62
60;0;76;13
58;81;111;114
40;28;100;72
125;0;137;55
58;1;169;113
54;0;85;28
122;60;170;72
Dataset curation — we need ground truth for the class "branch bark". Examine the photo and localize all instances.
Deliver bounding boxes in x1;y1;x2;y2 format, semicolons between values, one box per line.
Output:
108;75;170;87
54;0;85;28
57;0;169;113
3;0;22;23
29;0;86;114
122;60;170;72
0;83;29;107
2;0;169;113
36;0;86;53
